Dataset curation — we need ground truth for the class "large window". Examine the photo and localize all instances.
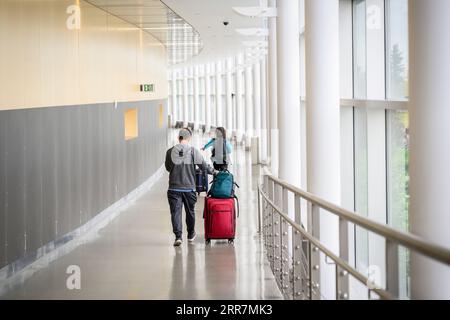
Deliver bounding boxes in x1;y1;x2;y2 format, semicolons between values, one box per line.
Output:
352;0;370;282
354;108;369;273
353;0;367;100
386;0;410;299
386;110;410;299
386;0;409;101
351;0;410;299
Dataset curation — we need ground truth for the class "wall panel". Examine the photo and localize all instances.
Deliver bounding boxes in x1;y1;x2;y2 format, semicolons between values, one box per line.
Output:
39;110;53;246
0;99;167;270
0;0;168;111
24;109;44;255
0;115;6;266
5;111;26;263
0;0;169;271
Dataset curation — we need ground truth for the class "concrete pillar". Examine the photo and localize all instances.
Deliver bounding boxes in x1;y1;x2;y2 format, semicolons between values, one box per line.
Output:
215;60;224;127
261;56;268;162
268;0;279;175
277;0;300;186
409;0;450;299
205;63;212;132
253;60;262;161
183;68;189;127
305;0;341;300
226;58;234;133
193;65;200;130
235;54;245;143
245;61;254;149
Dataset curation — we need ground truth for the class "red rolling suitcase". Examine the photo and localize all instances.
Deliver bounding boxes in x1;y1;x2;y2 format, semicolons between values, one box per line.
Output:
204;197;238;244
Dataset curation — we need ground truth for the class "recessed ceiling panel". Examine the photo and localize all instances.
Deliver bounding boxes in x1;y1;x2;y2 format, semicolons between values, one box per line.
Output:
85;0;203;65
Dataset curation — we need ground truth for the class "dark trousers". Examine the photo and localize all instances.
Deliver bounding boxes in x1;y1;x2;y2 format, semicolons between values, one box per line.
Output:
167;190;198;238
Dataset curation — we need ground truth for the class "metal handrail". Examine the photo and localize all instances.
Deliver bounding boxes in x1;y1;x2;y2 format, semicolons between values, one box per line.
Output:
258;186;395;300
265;174;450;266
340;98;408;110
299;97;409;111
258;172;450;300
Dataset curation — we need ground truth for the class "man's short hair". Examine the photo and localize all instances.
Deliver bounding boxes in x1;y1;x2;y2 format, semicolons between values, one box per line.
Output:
179;128;192;141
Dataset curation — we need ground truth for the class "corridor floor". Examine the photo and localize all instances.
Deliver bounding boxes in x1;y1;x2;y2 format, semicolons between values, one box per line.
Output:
1;132;283;300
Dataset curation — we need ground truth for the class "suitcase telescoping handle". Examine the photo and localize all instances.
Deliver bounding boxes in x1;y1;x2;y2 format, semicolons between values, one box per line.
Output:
234;196;239;218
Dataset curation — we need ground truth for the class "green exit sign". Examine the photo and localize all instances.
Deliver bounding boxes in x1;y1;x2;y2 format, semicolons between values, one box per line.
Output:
140;84;154;92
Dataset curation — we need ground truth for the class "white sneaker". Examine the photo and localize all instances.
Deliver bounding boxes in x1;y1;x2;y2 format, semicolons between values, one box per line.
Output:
174;238;182;246
188;232;197;242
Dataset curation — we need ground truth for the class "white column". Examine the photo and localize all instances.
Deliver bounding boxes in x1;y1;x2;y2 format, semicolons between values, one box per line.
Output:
183;68;189;127
205;63;212;132
305;0;340;300
235;54;245;143
189;67;195;125
268;0;279;175
210;63;216;126
215;60;224;127
193;65;200;130
171;70;178;126
199;65;206;126
253;60;262;160
277;0;300;186
409;0;450;299
245;61;254;149
226;58;234;133
260;56;268;162
168;77;172;123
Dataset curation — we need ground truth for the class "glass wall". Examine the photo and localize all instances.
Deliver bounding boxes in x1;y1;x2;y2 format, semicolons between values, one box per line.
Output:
386;110;410;298
352;0;370;283
351;0;410;298
353;0;367;100
354;108;369;273
386;0;409;101
386;0;410;299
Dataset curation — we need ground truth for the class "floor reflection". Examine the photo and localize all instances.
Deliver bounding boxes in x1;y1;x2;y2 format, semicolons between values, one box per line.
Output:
204;243;237;299
169;245;199;300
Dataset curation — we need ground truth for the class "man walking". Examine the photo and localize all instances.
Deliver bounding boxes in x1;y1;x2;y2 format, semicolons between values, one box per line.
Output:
165;128;215;246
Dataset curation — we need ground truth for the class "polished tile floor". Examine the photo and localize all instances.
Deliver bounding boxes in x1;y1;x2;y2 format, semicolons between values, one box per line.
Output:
1;132;282;300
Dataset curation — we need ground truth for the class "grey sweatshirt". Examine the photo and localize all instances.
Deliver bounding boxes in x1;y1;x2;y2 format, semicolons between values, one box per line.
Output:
165;143;214;190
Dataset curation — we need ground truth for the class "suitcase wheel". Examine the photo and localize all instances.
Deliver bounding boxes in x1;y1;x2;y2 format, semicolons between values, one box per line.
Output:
228;239;234;244
205;239;211;245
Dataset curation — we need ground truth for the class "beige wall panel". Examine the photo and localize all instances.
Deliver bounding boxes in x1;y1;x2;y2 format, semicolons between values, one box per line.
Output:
78;1;107;104
0;0;168;111
41;0;81;107
23;1;44;106
0;1;25;108
103;14;118;103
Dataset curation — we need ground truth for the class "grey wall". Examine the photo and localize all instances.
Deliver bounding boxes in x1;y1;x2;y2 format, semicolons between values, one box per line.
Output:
0;99;167;270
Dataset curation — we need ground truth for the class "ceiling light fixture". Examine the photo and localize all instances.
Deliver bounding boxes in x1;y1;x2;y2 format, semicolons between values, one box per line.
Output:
242;40;268;47
232;6;277;18
235;28;269;36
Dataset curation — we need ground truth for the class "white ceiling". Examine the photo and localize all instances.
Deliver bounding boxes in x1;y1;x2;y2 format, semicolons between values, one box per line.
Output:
84;0;267;67
162;0;267;67
85;0;203;65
